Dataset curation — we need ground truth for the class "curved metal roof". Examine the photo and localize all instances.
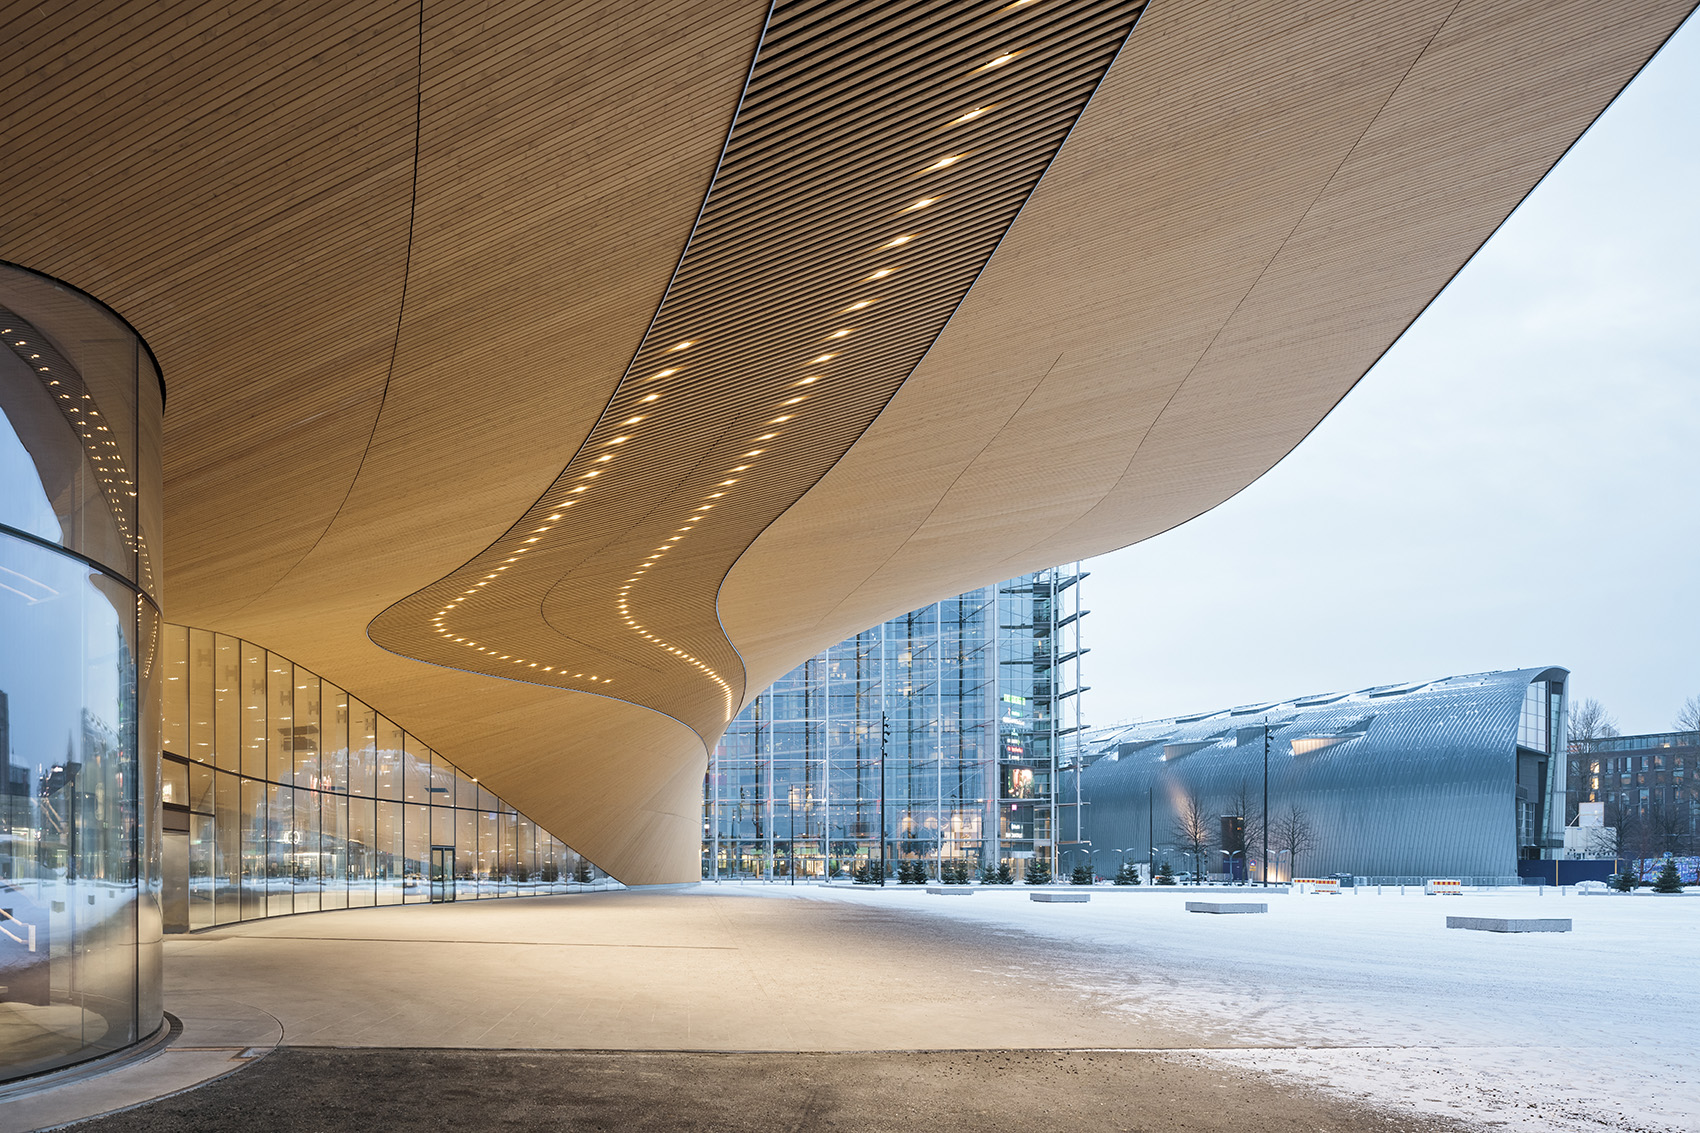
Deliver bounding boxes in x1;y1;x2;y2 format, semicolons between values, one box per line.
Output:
1077;668;1569;879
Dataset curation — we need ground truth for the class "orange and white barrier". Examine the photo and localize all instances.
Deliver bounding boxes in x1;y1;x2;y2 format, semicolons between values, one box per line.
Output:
1293;877;1340;894
1424;879;1463;895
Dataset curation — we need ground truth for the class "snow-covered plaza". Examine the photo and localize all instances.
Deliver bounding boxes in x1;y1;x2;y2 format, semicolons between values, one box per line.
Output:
709;882;1699;1133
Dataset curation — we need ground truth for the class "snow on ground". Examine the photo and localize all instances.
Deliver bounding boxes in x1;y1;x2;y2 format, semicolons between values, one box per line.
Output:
702;882;1700;1133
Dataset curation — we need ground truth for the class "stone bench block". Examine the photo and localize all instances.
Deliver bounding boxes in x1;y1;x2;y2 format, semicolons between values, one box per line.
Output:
1030;891;1090;903
925;886;975;895
1186;901;1267;914
1446;916;1572;933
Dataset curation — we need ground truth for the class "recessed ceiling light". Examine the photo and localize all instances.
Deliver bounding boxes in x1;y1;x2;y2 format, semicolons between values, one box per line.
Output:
649;368;678;380
902;198;941;214
829;329;853;339
975;51;1020;72
810;353;836;364
949;107;989;125
921;155;964;173
864;268;897;281
796;377;820;386
669;341;694;352
880;234;918;250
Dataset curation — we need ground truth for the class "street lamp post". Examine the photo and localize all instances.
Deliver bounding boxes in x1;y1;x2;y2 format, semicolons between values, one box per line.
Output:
1262;718;1270;888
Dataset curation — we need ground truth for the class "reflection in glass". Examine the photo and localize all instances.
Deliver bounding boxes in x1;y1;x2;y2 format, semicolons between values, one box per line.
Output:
152;627;608;929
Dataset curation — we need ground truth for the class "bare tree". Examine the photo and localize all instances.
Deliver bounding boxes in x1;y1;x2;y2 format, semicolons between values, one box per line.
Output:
1171;786;1216;883
1676;695;1700;738
1225;779;1264;884
1271;803;1318;882
1569;698;1619;750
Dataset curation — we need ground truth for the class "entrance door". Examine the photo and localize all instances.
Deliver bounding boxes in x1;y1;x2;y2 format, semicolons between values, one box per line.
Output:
430;847;455;902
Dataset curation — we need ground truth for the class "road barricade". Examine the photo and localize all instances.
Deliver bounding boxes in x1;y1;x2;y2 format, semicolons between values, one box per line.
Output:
1424;878;1464;895
1293;877;1340;894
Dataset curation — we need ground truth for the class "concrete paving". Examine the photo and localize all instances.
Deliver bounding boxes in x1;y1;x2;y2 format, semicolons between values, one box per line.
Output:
65;1048;1471;1133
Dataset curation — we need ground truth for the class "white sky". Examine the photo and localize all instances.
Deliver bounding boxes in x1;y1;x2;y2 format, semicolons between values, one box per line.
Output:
1080;15;1700;737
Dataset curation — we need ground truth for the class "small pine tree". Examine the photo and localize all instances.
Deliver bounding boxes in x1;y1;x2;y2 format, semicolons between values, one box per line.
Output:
1610;870;1636;892
943;859;969;884
978;862;1000;885
1155;860;1177;886
1652;857;1684;893
1114;861;1140;886
1070;862;1094;886
995;861;1014;885
1025;858;1052;886
574;861;593;884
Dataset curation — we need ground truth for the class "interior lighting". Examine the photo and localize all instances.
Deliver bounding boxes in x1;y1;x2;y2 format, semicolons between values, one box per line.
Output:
975;51;1020;72
794;377;821;387
879;234;918;249
810;353;836;364
863;268;897;281
719;479;738;486
649;368;678;380
596;455;613;462
828;329;852;339
921;155;964;172
621;416;644;425
669;341;694;352
902;198;940;213
949;107;990;125
769;416;792;423
731;465;750;472
757;433;778;440
608;436;630;444
743;450;763;457
782;396;805;405
641;393;660;402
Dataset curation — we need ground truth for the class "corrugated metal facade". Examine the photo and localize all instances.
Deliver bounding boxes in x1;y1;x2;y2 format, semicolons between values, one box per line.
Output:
1074;668;1568;882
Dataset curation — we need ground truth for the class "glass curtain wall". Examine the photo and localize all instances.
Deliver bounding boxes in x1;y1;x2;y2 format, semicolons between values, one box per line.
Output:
160;626;610;931
704;567;1085;881
1;264;164;1081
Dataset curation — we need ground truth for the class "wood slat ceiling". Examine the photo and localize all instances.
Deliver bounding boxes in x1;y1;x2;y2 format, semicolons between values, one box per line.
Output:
369;0;1149;741
3;0;1690;883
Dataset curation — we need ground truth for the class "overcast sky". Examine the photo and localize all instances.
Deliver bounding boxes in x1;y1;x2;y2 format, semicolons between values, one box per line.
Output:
1080;16;1699;737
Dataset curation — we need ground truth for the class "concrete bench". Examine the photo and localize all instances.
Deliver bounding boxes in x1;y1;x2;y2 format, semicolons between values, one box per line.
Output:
1186;901;1267;914
925;886;975;896
1446;916;1571;933
1030;891;1090;903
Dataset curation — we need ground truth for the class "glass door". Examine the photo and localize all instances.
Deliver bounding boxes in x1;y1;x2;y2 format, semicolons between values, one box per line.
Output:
429;846;455;902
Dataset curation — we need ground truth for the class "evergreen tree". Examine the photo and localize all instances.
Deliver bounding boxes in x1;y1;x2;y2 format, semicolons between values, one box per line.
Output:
978;862;1000;885
1070;862;1094;885
1114;860;1141;885
574;861;593;884
1610;870;1636;892
1025;858;1052;886
1652;857;1684;893
995;861;1014;885
1155;860;1177;886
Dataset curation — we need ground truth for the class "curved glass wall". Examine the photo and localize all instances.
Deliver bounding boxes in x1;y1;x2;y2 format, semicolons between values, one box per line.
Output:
159;626;610;930
1;263;164;1081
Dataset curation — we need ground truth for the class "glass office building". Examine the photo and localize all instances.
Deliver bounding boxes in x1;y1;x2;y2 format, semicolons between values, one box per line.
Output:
703;567;1086;880
1;265;165;1080
159;626;611;931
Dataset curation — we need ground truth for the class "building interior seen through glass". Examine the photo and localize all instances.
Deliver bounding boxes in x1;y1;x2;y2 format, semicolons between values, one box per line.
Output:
703;567;1086;881
1;264;164;1082
160;626;613;930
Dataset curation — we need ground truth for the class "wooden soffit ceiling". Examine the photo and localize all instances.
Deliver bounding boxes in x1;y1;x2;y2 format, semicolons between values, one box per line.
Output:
2;0;1691;883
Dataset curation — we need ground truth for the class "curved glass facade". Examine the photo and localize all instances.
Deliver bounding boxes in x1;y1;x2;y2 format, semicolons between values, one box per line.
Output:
159;626;611;930
1;264;164;1081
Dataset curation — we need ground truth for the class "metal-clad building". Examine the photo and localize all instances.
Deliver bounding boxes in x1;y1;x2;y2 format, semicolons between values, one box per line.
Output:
1071;668;1568;883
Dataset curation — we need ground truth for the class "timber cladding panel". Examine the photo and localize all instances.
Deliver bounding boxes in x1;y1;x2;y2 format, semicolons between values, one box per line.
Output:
2;0;1691;882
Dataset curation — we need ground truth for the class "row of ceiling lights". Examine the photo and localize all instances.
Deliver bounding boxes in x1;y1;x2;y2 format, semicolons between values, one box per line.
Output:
426;34;1034;714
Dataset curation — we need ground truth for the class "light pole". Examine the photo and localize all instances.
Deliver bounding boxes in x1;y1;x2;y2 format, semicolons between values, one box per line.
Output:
879;712;889;887
1262;718;1270;889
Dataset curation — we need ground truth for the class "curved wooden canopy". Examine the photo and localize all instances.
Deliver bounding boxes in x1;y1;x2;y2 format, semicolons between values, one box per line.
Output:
3;0;1690;882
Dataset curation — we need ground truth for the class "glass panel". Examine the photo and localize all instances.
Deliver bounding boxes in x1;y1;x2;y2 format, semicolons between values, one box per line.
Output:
267;654;293;786
321;683;348;795
162;623;187;755
266;784;293;917
320;792;348;911
403;736;430;805
239;777;266;921
375;801;404;905
188;628;214;768
375;717;404;801
348;699;376;797
214;634;239;773
402;803;429;903
240;643;266;779
293;674;321;791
